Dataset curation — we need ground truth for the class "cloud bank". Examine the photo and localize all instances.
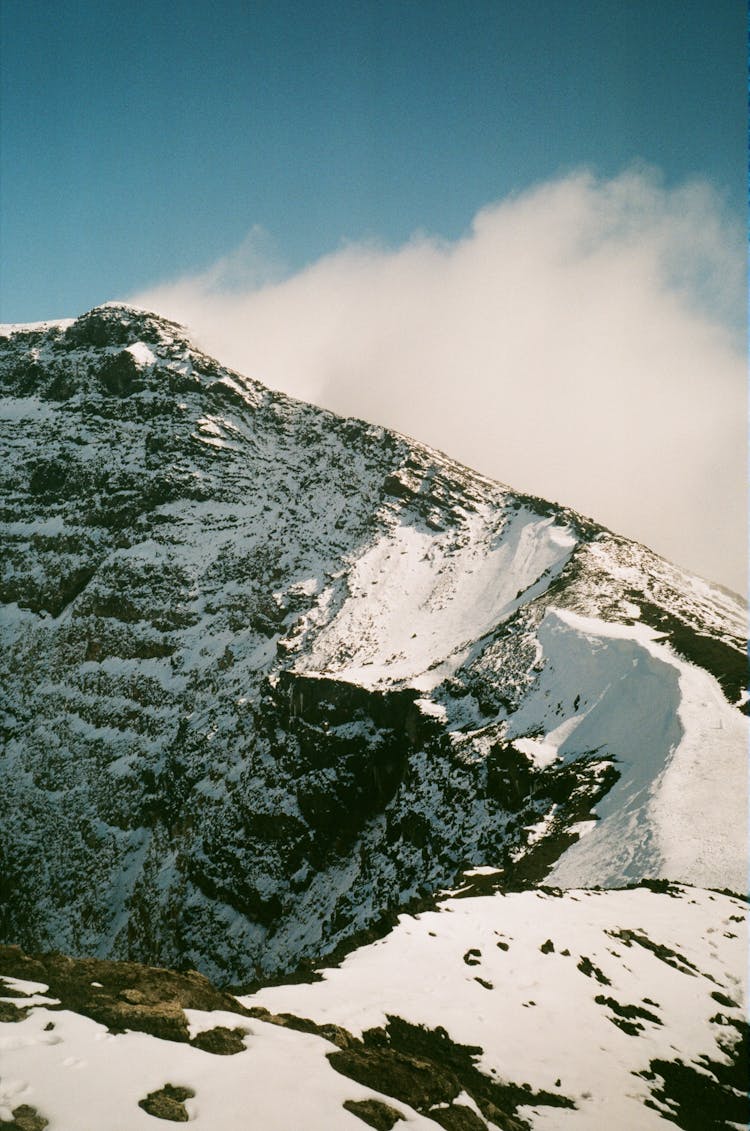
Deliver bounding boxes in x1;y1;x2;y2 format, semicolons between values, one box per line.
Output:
130;169;746;595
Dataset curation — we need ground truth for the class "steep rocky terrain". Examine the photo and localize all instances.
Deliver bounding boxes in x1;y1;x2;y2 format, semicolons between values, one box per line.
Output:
1;304;746;990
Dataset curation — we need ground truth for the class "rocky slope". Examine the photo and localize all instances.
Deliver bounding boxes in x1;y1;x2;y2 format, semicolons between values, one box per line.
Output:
0;303;746;987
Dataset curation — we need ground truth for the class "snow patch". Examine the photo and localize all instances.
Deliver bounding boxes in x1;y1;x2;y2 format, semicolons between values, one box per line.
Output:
301;508;577;690
125;342;156;367
247;884;747;1131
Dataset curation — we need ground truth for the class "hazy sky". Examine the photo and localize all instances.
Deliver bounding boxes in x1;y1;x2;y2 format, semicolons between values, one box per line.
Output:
2;2;746;592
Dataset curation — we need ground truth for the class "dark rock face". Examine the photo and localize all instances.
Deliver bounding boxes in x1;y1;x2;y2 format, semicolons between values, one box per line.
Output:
0;305;745;985
274;673;433;845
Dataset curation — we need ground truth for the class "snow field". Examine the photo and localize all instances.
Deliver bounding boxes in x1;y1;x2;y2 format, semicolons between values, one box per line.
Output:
247;885;747;1130
0;1002;436;1130
302;507;576;690
515;610;749;892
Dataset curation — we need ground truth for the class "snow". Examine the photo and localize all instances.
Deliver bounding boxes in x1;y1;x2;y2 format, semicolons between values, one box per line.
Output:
523;610;749;892
0;303;747;1129
585;538;747;642
415;697;448;720
0;318;74;337
522;811;557;846
300;508;576;690
2;885;744;1130
125;342;156;367
0;977;50;997
0;1002;435;1130
246;884;747;1130
0;397;59;420
512;735;560;769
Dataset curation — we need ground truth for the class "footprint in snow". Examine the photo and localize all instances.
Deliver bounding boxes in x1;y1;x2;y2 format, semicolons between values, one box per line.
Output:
62;1056;87;1069
0;1078;31;1120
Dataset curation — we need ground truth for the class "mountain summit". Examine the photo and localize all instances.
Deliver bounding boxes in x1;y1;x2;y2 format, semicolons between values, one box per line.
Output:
0;304;746;985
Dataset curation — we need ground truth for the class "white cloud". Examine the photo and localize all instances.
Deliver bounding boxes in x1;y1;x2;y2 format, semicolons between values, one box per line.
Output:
130;168;747;595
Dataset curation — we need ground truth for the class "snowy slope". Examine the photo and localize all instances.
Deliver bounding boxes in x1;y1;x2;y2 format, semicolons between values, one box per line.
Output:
0;883;745;1130
0;304;746;987
298;506;578;690
496;609;747;891
0;990;437;1131
247;882;748;1130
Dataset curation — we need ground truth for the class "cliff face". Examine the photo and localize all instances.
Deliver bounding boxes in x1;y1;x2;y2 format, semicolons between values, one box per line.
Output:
1;305;746;984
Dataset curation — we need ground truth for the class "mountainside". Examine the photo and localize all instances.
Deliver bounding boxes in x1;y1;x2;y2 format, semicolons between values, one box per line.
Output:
0;304;746;991
0;303;747;1131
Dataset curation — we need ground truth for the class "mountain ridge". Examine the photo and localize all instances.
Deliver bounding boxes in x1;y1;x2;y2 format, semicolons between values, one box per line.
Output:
0;304;746;987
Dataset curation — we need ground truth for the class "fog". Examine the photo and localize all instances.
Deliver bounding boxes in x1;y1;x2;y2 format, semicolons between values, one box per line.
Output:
131;168;746;595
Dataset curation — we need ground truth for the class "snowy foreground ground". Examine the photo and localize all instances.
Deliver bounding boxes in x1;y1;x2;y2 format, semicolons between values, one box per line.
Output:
1;882;746;1130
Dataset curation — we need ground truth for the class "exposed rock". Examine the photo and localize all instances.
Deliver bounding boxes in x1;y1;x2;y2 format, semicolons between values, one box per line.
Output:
0;999;29;1022
245;1004;353;1050
638;1018;749;1130
342;1098;406;1129
0;1107;48;1131
0;945;249;1042
138;1084;195;1122
189;1025;248;1055
429;1105;489;1131
327;1015;575;1129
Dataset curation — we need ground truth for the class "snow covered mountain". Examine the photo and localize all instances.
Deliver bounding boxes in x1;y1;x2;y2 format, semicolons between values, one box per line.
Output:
1;303;746;993
1;303;747;1129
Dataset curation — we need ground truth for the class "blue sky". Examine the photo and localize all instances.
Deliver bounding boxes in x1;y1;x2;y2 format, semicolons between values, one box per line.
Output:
1;0;744;322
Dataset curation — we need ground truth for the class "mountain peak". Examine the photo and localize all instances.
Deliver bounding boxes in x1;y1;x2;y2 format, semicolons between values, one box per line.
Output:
63;301;186;345
0;304;746;987
0;300;258;409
